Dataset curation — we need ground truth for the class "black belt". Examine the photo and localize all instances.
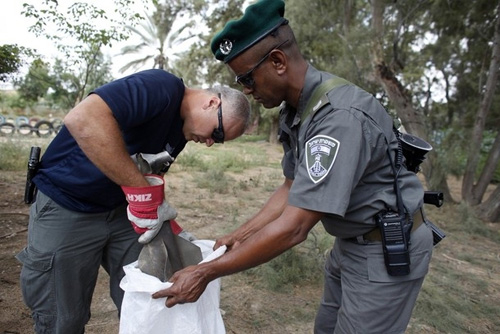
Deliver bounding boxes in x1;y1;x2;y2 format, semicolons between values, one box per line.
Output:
350;211;424;243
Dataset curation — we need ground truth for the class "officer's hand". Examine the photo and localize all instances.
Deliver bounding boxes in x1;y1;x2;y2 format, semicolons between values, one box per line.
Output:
214;233;241;251
152;265;209;308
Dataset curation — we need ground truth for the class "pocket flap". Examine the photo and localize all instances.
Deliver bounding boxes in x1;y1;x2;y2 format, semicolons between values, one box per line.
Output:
15;247;54;272
367;249;431;283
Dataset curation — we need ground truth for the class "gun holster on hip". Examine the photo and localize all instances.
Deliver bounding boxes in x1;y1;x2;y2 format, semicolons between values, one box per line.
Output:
24;146;41;204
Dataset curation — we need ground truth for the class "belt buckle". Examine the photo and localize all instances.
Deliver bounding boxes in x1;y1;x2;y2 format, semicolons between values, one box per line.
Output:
355;235;369;244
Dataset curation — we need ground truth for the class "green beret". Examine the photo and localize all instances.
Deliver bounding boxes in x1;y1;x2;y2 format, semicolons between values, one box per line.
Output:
211;0;287;63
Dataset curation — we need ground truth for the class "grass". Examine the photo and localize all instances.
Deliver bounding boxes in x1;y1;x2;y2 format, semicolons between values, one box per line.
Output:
0;137;50;171
171;139;500;333
407;203;500;334
175;137;281;173
243;225;332;292
0;142;30;171
3;134;500;333
0;139;39;171
175;137;282;194
412;267;500;333
193;168;234;194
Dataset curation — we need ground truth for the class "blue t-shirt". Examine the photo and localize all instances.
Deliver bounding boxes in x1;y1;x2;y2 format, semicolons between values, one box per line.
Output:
33;69;187;213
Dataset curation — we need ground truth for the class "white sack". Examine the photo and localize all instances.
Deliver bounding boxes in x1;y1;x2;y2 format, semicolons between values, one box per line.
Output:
119;240;226;334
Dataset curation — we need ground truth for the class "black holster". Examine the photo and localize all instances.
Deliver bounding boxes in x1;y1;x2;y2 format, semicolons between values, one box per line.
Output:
24;146;41;204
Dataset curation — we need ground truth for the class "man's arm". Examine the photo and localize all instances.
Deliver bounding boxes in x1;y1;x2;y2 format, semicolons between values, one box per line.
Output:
64;94;148;187
214;178;292;250
153;204;323;307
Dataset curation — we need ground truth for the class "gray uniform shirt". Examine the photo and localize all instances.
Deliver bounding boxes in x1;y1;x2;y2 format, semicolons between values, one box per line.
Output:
280;65;424;239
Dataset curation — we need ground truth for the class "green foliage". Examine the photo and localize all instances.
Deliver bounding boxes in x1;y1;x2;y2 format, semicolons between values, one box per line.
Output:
286;0;376;91
232;133;268;142
193;168;233;194
175;139;273;172
0;90;28;112
173;0;245;86
117;0;214;75
434;127;500;183
2;0;497;215
20;0;142;107
45;59;81;110
22;0;144;54
434;128;468;177
47;53;114;110
258;105;279;133
175;151;209;171
0;44;36;83
0;45;23;82
481;131;500;183
14;59;51;107
424;0;499;128
118;0;200;73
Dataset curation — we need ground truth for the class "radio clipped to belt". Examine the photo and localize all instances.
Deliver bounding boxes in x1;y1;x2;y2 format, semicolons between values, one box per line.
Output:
376;130;413;277
376;130;446;276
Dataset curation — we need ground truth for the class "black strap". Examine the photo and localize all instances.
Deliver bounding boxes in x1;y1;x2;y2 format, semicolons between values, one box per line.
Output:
277;76;353;162
387;129;410;218
301;76;352;123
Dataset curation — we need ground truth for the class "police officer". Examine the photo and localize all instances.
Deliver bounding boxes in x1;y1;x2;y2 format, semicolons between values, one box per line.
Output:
16;69;251;333
154;1;434;333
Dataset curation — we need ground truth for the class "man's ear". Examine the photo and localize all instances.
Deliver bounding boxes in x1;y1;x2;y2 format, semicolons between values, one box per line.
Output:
203;95;218;110
270;50;287;74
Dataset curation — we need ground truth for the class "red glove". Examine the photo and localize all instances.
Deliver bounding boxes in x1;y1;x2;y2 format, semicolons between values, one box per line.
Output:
169;219;183;235
121;175;177;243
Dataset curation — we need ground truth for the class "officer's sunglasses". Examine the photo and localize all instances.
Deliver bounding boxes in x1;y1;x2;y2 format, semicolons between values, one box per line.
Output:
211;93;224;143
235;39;289;88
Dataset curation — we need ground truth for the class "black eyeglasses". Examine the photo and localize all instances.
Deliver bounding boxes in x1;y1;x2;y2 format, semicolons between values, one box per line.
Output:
211;93;224;143
235;39;289;88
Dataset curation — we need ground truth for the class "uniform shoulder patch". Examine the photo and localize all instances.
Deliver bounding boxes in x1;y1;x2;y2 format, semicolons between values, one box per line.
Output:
305;135;340;183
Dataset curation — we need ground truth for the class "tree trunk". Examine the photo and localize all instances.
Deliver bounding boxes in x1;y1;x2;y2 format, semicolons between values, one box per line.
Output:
369;0;452;200
269;116;279;145
374;61;426;138
425;152;455;203
474;131;500;199
462;0;500;206
477;184;500;222
342;0;354;35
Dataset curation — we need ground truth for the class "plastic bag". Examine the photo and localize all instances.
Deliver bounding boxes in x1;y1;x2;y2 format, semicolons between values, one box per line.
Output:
119;240;227;334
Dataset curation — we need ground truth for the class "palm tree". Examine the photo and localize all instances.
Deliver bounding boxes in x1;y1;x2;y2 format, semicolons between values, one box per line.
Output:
118;3;195;73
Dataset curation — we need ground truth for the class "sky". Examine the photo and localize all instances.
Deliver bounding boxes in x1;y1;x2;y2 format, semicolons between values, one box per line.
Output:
0;0;173;89
0;2;58;56
0;1;254;91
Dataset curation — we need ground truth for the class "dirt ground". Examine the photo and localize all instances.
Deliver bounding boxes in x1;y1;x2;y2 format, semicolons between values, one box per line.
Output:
1;141;500;334
0;142;320;334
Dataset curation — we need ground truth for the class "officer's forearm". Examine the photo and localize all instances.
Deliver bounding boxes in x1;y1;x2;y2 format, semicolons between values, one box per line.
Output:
206;205;320;280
